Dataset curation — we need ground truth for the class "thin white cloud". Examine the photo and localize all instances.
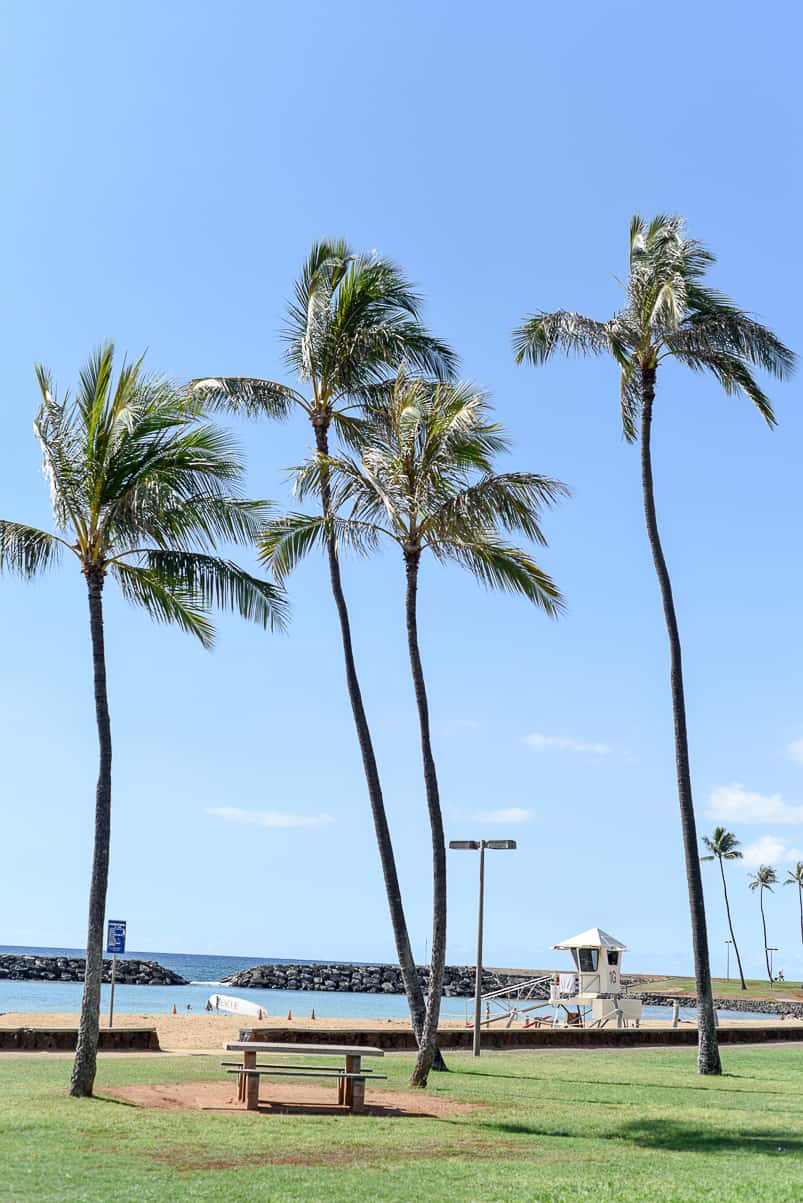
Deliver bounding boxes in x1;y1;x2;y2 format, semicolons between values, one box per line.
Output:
525;732;610;756
742;835;803;869
443;718;482;733
707;784;803;825
205;807;334;830
472;807;531;823
787;738;803;764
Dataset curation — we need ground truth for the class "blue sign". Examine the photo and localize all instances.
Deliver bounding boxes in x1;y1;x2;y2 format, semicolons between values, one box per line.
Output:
106;920;126;955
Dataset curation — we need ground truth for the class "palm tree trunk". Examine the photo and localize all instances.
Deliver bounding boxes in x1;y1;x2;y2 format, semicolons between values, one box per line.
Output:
311;419;442;1064
403;547;448;1089
760;891;772;981
640;369;721;1075
70;567;112;1097
798;883;803;947
718;859;747;990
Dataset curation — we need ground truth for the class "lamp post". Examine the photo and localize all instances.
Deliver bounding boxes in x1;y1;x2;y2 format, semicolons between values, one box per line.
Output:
768;947;779;986
449;839;517;1057
725;939;732;981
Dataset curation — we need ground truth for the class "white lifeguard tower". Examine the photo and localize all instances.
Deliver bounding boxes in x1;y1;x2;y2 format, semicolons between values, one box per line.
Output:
550;926;642;1027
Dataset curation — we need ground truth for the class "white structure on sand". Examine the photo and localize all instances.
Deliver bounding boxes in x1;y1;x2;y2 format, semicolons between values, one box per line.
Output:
549;926;642;1026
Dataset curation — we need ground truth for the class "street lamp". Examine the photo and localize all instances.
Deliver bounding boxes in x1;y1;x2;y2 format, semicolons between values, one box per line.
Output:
768;947;779;986
725;939;733;981
449;838;517;1057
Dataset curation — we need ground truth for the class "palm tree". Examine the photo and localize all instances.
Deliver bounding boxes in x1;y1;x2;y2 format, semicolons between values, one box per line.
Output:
513;214;796;1075
784;862;803;948
700;828;747;990
0;344;286;1097
749;865;778;982
192;242;456;1060
262;371;567;1086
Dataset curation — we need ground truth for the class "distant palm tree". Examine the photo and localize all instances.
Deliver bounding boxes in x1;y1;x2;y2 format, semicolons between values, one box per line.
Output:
514;214;795;1075
701;828;747;990
263;370;567;1086
192;242;456;1062
748;865;779;982
0;344;286;1097
784;862;803;948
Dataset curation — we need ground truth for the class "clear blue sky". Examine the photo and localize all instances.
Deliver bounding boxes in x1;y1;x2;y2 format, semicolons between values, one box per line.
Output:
1;1;802;979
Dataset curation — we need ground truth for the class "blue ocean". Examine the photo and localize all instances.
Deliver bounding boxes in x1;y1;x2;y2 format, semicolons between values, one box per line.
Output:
0;945;473;1021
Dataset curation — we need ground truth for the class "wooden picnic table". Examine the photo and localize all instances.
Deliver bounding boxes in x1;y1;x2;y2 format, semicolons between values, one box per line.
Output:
223;1041;385;1113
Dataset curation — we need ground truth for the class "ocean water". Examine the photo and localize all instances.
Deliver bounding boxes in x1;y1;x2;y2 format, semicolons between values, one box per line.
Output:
0;945;473;1021
0;945;785;1025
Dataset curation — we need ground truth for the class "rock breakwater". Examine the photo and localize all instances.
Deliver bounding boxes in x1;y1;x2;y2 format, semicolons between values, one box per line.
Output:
636;992;803;1018
0;954;189;986
224;962;542;996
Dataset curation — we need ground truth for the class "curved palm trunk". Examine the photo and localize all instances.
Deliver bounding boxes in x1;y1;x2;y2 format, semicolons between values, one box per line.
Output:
717;858;747;990
404;548;448;1089
798;883;803;947
70;569;112;1097
640;370;721;1075
759;890;772;981
312;421;442;1065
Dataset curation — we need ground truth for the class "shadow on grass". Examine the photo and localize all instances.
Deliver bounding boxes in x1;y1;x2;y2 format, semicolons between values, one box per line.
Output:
617;1118;801;1155
485;1118;801;1156
459;1069;792;1097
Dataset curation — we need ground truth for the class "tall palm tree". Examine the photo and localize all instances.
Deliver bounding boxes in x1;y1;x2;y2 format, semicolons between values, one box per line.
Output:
784;862;803;948
262;371;567;1086
748;865;778;982
0;344;286;1097
513;214;795;1075
192;242;456;1059
701;828;747;990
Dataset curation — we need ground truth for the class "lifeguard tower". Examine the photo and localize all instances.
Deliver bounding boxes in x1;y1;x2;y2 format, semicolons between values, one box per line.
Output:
550;927;642;1027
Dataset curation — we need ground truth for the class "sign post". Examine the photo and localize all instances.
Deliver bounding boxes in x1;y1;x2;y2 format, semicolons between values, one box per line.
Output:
106;920;126;1028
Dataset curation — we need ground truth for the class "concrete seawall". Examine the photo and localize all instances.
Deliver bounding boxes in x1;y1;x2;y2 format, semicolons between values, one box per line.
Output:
239;1024;803;1050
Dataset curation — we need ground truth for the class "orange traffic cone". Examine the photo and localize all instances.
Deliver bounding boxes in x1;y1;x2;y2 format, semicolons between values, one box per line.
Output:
172;1004;177;1015
287;1009;293;1021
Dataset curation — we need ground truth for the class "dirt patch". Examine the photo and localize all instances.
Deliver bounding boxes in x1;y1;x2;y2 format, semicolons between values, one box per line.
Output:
104;1079;484;1121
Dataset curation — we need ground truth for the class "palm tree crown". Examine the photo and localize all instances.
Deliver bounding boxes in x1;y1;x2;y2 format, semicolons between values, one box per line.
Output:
701;828;744;863
785;862;803;888
749;865;778;892
514;214;795;438
193;240;457;435
265;369;567;611
0;343;286;639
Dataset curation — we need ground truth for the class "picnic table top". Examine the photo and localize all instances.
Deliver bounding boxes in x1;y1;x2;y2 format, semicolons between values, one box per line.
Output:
224;1040;384;1057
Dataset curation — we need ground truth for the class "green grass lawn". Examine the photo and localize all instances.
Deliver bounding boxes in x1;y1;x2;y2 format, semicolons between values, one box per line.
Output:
2;1046;802;1202
637;976;803;1002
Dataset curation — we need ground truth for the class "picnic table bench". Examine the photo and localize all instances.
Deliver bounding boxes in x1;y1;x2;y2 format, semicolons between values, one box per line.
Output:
223;1041;386;1113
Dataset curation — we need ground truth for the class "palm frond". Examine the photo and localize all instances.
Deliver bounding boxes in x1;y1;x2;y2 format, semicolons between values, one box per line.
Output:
426;472;569;546
433;535;565;616
512;311;616;365
259;511;383;579
190;376;302;419
0;521;65;577
112;561;216;647
670;344;777;426
672;305;796;380
112;497;275;554
141;549;288;632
